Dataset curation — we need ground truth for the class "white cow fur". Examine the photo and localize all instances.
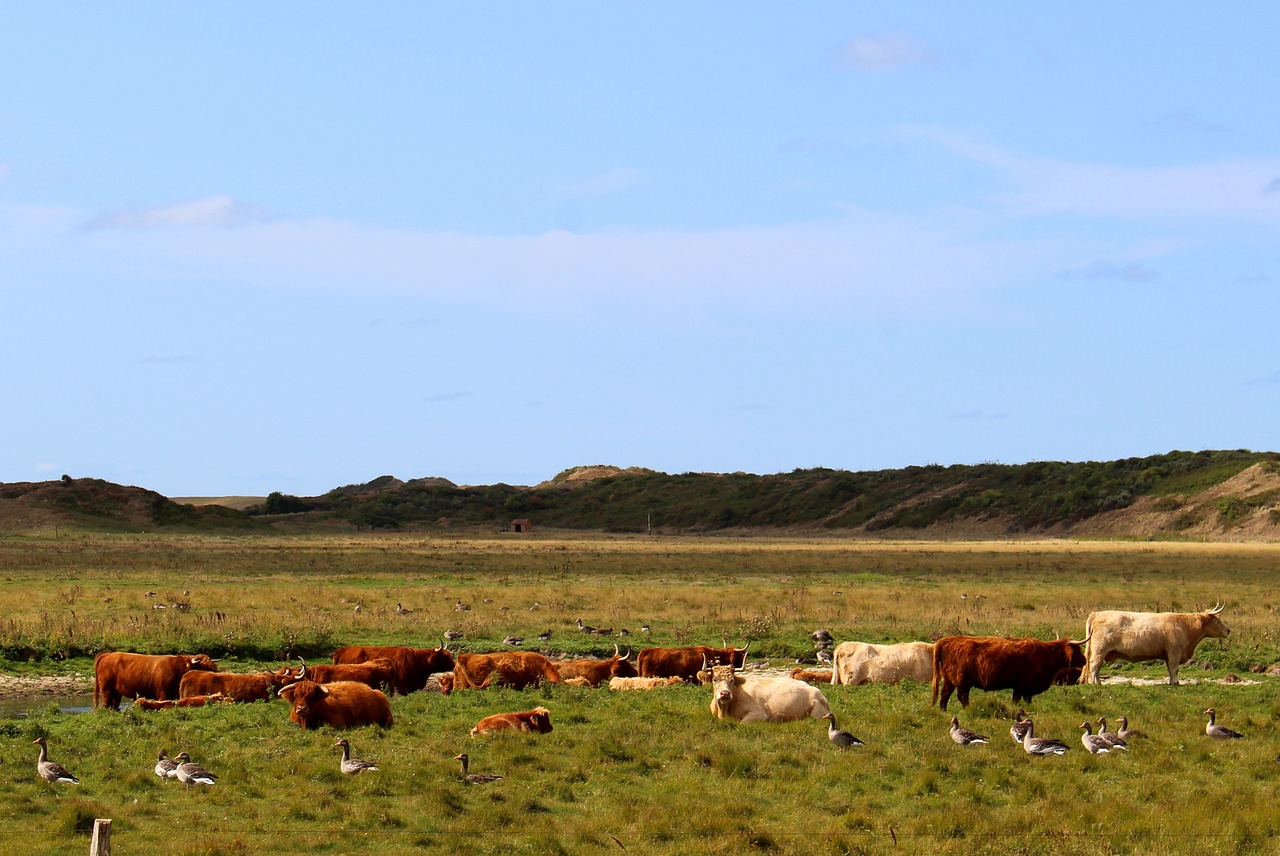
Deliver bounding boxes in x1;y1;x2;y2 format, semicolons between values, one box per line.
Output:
710;668;831;723
830;641;934;686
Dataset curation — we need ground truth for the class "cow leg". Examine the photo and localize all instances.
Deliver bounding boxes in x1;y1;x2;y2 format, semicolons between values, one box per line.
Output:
1166;660;1179;686
957;686;971;708
937;682;954;711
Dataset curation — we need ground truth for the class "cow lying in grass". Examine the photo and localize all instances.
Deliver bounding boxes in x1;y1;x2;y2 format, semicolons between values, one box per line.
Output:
133;693;230;710
278;680;394;729
470;706;553;737
608;676;685;690
709;665;831;723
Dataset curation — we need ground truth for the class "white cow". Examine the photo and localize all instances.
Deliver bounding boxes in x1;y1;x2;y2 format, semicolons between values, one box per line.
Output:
709;665;831;723
1080;604;1230;685
830;641;934;686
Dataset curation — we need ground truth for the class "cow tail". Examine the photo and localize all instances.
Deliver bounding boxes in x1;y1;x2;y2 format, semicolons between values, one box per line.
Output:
930;643;941;707
1078;614;1094;684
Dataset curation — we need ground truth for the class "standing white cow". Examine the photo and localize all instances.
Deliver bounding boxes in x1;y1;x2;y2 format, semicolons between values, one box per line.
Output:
709;665;831;723
1079;603;1230;685
830;641;934;686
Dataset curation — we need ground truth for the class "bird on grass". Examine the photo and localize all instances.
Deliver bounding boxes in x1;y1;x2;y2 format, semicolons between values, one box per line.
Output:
1095;718;1129;749
396;602;413;616
1009;710;1031;745
33;737;79;784
949;716;989;745
154;749;178;780
1205;708;1244;739
821;712;864;748
334;739;379;776
443;629;464;642
1114;716;1147;741
537;629;552;642
454;753;502;784
172;752;217;790
1079;721;1115;754
1018;720;1069;756
503;635;524;646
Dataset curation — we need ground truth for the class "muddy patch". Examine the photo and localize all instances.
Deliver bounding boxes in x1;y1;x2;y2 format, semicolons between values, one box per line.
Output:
0;673;93;700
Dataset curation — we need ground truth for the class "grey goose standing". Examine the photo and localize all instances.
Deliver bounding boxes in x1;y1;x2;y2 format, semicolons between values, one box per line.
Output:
33;737;79;784
949;716;989;745
1019;720;1069;756
1205;708;1244;739
821;712;864;748
334;739;379;775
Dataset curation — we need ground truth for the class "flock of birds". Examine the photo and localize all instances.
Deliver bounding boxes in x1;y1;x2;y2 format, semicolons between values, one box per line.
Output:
816;707;1247;756
30;735;508;789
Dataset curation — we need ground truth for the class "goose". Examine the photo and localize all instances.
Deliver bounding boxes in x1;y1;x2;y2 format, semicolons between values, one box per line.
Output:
32;737;79;784
454;601;471;612
1205;708;1244;739
155;749;178;780
454;753;502;784
1009;710;1031;745
1019;720;1069;756
815;649;833;665
1114;716;1147;741
577;619;596;634
334;739;379;776
353;600;362;615
396;602;413;616
1079;721;1112;754
820;712;864;748
172;752;217;789
503;635;524;647
641;624;651;634
537;629;552;641
949;716;989;745
1095;718;1130;749
443;629;464;642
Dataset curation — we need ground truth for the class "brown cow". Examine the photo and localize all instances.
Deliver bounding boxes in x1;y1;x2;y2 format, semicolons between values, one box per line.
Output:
434;672;455;695
555;646;638;687
278;679;394;729
453;651;562;690
94;652;220;710
133;693;229;710
330;645;455;695
931;635;1088;711
470;706;553;737
637;644;749;681
179;666;301;702
299;658;395;692
789;668;833;684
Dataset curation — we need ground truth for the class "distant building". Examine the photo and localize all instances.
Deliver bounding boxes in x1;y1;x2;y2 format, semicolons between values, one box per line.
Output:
509;518;533;534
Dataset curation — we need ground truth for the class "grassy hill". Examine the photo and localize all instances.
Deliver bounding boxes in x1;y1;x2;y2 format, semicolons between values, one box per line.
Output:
4;450;1279;538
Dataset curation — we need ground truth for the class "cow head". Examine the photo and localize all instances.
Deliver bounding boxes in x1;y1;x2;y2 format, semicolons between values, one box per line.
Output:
610;645;638;679
279;680;327;727
271;662;305;688
188;654;219;672
528;707;553;733
710;664;741;715
1202;603;1231;639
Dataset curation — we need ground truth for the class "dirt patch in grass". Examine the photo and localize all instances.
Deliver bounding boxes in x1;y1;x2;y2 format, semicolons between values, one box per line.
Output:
0;673;93;699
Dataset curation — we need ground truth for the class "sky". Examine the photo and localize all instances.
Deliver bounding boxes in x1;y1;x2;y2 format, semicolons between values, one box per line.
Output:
4;4;1280;496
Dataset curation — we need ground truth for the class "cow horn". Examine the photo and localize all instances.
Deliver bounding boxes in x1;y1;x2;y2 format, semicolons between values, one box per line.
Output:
734;641;750;654
701;654;709;671
614;643;621;658
622;647;632;661
1209;601;1225;615
1070;632;1092;646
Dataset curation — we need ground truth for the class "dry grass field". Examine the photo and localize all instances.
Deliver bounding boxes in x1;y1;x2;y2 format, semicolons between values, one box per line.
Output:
1;532;1278;854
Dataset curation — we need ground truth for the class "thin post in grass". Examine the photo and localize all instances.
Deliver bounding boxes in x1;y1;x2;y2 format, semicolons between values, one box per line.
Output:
90;819;111;855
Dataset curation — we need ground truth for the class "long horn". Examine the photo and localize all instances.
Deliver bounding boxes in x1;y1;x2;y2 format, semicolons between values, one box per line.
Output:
622;647;632;661
1209;602;1225;615
734;641;750;653
1069;632;1092;646
614;643;621;658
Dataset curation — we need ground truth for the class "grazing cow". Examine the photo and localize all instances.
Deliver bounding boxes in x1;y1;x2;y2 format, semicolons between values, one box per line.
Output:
637;644;749;682
299;658;395;692
330;645;455;695
278;680;394;730
133;693;229;710
709;665;831;723
470;706;553;737
179;665;302;702
931;635;1087;711
1079;604;1230;686
93;652;220;710
555;646;638;687
434;672;455;695
608;675;685;690
453;651;562;690
789;668;833;684
830;641;934;686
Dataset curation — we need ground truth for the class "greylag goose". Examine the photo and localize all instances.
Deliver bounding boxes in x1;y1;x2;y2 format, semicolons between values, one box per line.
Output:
172;752;218;789
537;629;552;641
443;629;464;642
33;737;79;784
1095;717;1129;749
577;619;595;634
454;753;502;784
155;749;178;779
1009;710;1031;745
1114;716;1147;741
821;712;864;748
503;635;524;646
1078;721;1113;754
334;739;379;775
396;602;412;616
1019;720;1069;756
949;716;989;745
1205;708;1244;739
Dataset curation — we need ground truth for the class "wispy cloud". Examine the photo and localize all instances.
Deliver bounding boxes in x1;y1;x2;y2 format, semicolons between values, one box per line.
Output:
1265;177;1280;194
561;168;641;197
841;32;932;71
1153;110;1229;135
1057;260;1156;282
86;195;266;230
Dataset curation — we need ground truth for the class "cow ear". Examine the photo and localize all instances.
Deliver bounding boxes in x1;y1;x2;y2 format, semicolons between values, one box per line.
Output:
319;685;331;696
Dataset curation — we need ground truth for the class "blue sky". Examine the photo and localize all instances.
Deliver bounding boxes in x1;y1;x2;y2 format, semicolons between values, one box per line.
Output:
4;5;1279;496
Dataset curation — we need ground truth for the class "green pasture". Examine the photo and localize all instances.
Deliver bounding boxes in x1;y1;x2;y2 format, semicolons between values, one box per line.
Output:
1;533;1279;854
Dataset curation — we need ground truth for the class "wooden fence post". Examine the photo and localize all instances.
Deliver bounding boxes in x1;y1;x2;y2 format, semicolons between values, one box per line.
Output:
90;818;111;856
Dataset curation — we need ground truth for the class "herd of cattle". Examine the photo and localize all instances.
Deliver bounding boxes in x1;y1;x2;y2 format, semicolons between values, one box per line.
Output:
87;604;1236;736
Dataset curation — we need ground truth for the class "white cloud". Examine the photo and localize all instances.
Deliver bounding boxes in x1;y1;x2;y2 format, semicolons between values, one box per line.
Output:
86;195;266;230
841;32;931;71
